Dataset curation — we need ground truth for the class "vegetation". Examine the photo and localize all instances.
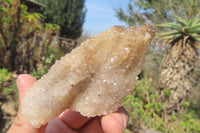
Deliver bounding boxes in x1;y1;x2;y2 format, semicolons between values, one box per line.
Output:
0;0;60;73
0;68;18;108
156;16;200;114
116;0;200;112
124;78;200;133
116;0;200;132
115;0;200;26
35;0;87;39
0;0;199;133
0;68;12;84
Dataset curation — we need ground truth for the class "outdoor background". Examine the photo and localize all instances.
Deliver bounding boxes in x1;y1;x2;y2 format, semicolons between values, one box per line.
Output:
0;0;200;133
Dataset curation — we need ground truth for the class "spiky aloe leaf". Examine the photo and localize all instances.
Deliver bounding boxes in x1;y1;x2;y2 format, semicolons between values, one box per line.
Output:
156;23;182;31
158;35;175;40
157;30;180;37
190;18;200;26
194;28;200;34
190;33;200;42
174;16;188;26
158;33;182;42
157;16;200;49
190;23;200;30
188;18;195;26
182;23;200;34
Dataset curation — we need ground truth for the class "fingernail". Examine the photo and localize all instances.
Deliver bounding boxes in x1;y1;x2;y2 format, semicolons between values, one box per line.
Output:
112;113;126;131
17;74;29;94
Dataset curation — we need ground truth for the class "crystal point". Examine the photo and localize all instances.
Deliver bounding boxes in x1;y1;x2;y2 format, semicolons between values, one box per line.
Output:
22;24;155;128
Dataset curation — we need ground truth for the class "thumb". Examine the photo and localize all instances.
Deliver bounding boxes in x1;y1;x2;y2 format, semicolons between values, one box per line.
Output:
17;74;37;103
8;74;46;133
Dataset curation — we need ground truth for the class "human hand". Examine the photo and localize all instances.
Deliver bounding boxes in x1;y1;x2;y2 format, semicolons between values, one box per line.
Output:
8;74;129;133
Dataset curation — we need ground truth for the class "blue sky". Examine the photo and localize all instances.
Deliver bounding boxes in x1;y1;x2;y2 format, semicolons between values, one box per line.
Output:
83;0;129;35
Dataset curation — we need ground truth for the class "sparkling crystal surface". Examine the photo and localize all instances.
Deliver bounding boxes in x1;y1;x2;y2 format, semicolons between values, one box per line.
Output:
22;24;155;128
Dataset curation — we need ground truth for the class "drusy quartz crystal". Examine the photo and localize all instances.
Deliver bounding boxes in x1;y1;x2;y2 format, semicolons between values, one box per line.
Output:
22;24;155;128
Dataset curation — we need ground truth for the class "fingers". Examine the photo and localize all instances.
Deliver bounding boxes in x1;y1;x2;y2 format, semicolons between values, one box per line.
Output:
80;107;129;133
101;107;129;133
46;118;78;133
80;117;104;133
8;74;46;133
46;110;92;133
59;109;92;129
8;74;129;133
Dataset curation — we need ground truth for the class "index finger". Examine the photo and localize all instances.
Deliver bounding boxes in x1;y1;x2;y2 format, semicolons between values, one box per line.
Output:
59;109;92;130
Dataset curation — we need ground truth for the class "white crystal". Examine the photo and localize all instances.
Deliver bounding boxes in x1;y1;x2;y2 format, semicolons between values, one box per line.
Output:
22;24;155;128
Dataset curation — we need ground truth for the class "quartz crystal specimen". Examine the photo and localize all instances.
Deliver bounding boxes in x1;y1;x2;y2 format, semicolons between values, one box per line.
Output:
22;24;155;128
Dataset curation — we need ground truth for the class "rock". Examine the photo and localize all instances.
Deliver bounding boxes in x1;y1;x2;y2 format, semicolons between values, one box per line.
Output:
22;24;155;128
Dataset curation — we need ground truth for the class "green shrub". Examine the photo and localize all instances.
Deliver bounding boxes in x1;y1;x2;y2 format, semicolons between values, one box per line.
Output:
123;77;200;133
0;68;12;84
2;80;18;107
0;0;60;73
0;68;18;109
31;46;65;79
31;69;47;79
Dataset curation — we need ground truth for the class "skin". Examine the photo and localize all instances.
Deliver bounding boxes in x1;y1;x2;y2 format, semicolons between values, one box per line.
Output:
8;74;129;133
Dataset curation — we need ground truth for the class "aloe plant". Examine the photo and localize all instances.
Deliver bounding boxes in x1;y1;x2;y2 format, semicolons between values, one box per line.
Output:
156;16;200;115
157;16;200;48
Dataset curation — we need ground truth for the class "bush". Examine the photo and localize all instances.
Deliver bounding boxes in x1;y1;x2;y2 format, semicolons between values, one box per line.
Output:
0;68;12;84
0;68;18;109
2;80;18;108
124;77;200;133
0;0;60;73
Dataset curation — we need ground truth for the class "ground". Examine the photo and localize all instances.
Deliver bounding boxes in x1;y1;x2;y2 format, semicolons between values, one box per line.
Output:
0;102;17;133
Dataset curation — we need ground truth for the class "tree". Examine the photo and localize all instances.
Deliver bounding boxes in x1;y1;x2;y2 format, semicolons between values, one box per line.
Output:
0;0;60;73
115;0;200;26
157;16;200;114
36;0;87;39
115;0;200;115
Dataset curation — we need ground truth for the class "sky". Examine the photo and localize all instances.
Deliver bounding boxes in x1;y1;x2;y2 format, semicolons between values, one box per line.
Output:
83;0;130;35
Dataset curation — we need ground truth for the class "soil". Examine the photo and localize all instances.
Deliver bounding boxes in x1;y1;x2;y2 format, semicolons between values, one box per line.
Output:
0;102;17;133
